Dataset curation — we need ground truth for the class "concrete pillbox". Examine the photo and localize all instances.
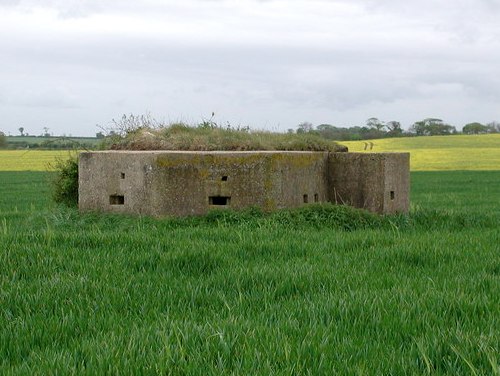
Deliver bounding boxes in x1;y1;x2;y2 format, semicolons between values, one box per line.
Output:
78;151;409;217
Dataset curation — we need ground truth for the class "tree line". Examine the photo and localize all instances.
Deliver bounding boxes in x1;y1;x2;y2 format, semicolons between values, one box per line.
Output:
2;117;499;149
291;118;500;141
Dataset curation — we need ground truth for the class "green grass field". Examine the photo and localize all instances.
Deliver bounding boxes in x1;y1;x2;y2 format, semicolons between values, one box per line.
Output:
0;170;499;374
340;134;500;171
1;135;499;374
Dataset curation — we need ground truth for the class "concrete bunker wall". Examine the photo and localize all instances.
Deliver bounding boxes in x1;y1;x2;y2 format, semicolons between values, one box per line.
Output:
328;153;410;214
79;151;330;217
79;151;410;217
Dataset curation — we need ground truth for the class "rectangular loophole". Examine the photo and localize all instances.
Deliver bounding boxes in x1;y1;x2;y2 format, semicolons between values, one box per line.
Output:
110;195;124;205
314;193;319;202
390;191;395;200
209;196;231;206
120;172;125;179
221;176;228;181
303;194;309;203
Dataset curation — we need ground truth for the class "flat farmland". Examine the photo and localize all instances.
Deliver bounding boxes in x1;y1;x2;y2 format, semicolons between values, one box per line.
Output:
0;137;499;374
2;134;499;172
0;150;77;171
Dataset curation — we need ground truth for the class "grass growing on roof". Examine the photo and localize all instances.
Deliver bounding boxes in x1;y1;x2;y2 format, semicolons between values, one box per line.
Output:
102;122;347;152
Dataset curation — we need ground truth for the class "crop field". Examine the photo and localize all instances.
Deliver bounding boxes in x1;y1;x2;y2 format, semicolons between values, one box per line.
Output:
340;134;500;171
1;168;499;373
2;133;499;172
0;150;78;172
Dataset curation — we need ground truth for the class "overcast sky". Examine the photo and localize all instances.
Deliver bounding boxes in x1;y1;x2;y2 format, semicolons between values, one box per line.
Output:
1;0;499;136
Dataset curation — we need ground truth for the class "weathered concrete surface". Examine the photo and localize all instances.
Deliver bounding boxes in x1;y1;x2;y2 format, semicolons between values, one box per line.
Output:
79;151;410;217
328;152;410;214
79;152;156;216
79;151;330;217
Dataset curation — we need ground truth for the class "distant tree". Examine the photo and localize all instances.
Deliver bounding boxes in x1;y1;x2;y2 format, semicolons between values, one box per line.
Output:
316;124;337;139
0;131;6;148
296;122;314;134
314;123;395;141
96;131;105;139
463;122;488;134
316;124;330;132
18;127;24;137
43;127;50;137
486;121;500;133
410;119;436;135
314;124;357;140
410;118;456;136
366;117;385;131
385;121;403;136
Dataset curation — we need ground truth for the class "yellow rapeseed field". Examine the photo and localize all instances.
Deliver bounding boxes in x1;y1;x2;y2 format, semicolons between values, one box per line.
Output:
339;134;500;171
0;134;499;171
0;150;78;171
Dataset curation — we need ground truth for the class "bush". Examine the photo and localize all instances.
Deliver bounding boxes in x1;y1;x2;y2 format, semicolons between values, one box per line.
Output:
51;155;79;207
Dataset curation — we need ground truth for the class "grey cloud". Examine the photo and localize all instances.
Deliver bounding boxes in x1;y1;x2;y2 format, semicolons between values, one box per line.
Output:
0;0;107;18
1;0;499;135
0;0;21;6
11;93;80;109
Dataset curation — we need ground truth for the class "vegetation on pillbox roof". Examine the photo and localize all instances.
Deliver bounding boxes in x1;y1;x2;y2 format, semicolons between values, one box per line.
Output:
98;115;347;152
